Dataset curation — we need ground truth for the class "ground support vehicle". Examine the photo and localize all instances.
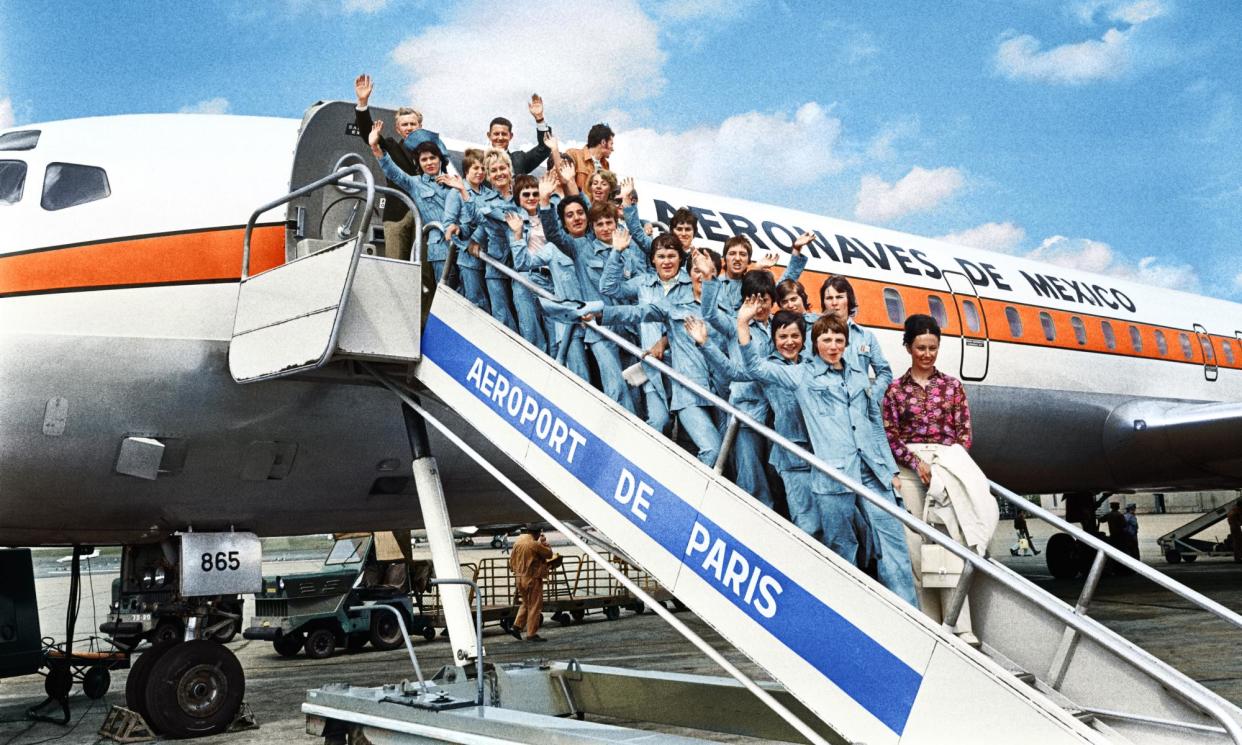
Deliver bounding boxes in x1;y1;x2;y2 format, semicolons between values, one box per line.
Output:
243;532;435;659
1158;496;1242;564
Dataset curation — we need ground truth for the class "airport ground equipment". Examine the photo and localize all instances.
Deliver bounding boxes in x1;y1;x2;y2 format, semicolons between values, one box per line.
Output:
0;549;42;680
244;532;434;658
229;123;1242;742
1157;496;1242;564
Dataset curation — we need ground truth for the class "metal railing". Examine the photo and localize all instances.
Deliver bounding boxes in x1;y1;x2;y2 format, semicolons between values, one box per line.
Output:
331;153;427;265
420;236;1242;742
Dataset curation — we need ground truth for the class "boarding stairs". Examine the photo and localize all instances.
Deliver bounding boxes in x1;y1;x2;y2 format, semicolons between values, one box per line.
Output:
229;166;1242;745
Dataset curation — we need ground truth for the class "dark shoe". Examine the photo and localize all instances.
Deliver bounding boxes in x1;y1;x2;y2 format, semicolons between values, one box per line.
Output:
525;634;548;642
1033;550;1041;555
508;627;523;641
1009;549;1019;556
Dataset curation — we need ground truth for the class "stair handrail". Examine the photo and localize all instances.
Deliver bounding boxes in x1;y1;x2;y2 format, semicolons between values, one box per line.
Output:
329;154;427;265
241;164;376;280
446;243;1242;742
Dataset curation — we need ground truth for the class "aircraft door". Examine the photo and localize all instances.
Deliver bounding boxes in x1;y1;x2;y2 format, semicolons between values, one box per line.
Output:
1193;324;1218;382
286;101;388;260
941;270;990;381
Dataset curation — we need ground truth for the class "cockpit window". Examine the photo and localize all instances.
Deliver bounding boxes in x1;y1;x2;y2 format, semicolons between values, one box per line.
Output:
0;130;41;151
41;162;110;211
0;160;27;204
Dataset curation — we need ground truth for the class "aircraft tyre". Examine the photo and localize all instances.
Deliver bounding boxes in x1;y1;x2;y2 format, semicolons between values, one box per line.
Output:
1045;533;1080;579
304;627;337;659
273;631;304;658
125;640;179;725
144;639;244;738
368;609;405;651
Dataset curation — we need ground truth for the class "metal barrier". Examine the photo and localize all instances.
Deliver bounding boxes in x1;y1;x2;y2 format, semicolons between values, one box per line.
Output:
417;238;1242;743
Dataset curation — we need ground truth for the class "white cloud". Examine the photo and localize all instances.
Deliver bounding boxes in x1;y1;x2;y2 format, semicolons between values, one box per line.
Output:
866;117;919;161
390;0;665;139
343;0;389;11
1027;235;1200;291
1074;0;1168;25
854;166;965;222
994;28;1133;84
610;102;846;193
1233;272;1242;290
937;222;1026;253
0;97;13;130
178;97;231;115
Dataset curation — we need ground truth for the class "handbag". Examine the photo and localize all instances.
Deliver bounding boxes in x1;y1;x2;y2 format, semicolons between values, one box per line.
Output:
919;477;964;588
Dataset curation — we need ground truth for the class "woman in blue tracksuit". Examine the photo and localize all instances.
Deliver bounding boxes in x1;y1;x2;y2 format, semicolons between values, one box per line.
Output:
443;150;489;313
367;123;454;280
461;148;521;332
737;299;918;607
821;276;892;422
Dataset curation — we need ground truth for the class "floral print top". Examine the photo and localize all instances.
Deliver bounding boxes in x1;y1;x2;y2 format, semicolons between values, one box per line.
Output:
882;368;972;470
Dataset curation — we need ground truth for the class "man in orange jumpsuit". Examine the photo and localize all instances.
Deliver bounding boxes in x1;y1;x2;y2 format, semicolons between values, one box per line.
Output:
509;527;554;642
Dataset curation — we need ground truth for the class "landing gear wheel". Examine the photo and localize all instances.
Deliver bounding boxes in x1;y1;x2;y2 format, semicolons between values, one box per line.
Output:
82;666;111;699
304;627;337;659
1045;533;1080;579
273;631;304;658
144;639;245;739
151;619;184;645
125;641;178;726
570;609;585;623
368;610;405;651
603;605;621;621
345;634;368;653
44;664;72;700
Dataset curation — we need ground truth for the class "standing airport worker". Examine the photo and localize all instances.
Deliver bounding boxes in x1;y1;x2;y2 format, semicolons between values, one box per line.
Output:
487;94;555;175
354;74;448;259
821;276;892;423
1011;512;1039;556
1227;501;1242;563
1123;504;1140;560
883;314;991;640
508;527;555;642
737;301;918;607
1105;502;1127;547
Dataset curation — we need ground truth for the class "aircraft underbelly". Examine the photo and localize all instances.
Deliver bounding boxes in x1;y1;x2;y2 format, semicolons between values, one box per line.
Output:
0;329;557;545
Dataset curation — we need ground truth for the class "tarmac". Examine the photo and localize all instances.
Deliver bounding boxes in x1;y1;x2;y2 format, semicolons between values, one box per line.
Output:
1;513;1238;745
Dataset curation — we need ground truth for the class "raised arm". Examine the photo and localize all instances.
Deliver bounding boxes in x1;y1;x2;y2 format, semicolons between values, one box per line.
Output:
599;235;640;302
370;121;419;196
686;318;747;382
781;232;813;284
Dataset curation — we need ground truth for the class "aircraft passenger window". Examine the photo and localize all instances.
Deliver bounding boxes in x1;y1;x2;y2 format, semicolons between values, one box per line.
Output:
1223;341;1236;365
1179;333;1193;360
0;160;26;205
927;295;948;328
1101;321;1116;350
1004;306;1023;337
1154;330;1168;356
961;300;981;333
1199;336;1215;363
0;129;40;151
41;162;111;211
1070;317;1087;345
1128;326;1143;352
1039;312;1055;341
883;288;905;325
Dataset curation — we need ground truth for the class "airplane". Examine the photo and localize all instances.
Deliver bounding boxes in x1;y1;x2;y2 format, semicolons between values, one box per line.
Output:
2;101;1241;736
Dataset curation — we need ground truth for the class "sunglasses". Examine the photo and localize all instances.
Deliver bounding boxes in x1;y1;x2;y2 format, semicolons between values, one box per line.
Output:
519;190;539;197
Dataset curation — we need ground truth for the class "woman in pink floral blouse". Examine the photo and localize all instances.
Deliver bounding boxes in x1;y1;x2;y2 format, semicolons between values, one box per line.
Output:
882;313;978;642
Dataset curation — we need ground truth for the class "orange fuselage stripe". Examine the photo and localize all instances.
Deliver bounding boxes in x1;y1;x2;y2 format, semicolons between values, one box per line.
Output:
0;226;285;297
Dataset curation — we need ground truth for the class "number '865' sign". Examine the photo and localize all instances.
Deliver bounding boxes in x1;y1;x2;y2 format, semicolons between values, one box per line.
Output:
179;532;262;597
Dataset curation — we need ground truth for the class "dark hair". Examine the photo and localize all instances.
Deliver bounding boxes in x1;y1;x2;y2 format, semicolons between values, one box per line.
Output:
513;174;538;196
776;279;808;308
411;141;442;162
770;310;805;338
649;234;685;270
740;269;777;303
557;195;587;224
700;248;723;275
670;207;697;232
902;313;941;346
587;123;614;148
811;314;849;345
488;117;513;132
820;275;857;315
586;200;617;226
723;235;752;261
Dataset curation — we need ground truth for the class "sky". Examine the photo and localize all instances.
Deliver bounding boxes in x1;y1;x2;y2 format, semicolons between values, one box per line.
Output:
2;0;1240;299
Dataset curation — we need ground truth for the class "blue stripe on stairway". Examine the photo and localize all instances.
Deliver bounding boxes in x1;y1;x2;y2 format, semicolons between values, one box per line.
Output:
422;312;923;734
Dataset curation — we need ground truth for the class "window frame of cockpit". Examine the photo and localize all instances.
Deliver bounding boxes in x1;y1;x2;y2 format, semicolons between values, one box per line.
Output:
0;159;27;205
40;161;111;211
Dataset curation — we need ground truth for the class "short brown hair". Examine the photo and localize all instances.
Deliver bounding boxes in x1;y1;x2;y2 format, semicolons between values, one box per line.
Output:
513;174;538;194
462;148;485;174
811;313;849;345
820;275;858;315
587;200;617;226
723;235;752;261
